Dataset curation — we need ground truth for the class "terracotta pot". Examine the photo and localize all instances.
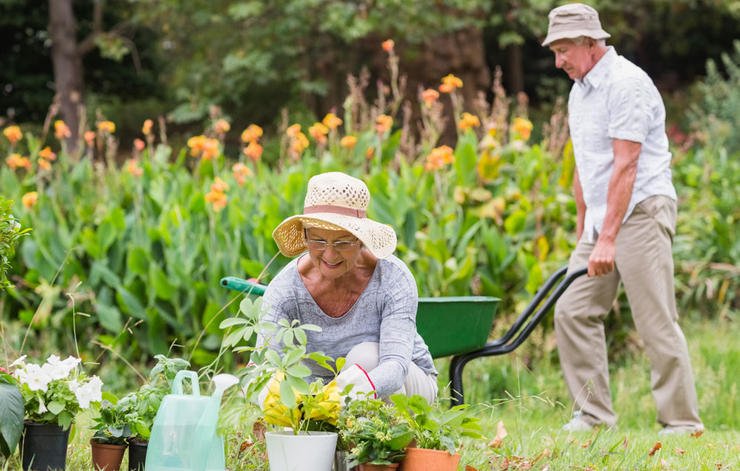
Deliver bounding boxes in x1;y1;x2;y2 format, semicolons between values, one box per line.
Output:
20;422;70;471
359;463;399;471
400;447;460;471
90;439;126;471
127;439;148;471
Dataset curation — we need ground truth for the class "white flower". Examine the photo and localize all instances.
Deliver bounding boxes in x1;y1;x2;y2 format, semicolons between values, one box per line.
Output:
70;376;103;409
44;355;80;380
10;355;27;368
17;364;53;392
37;400;48;415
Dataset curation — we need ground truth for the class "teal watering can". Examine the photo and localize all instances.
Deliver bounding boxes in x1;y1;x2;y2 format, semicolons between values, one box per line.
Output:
146;370;238;471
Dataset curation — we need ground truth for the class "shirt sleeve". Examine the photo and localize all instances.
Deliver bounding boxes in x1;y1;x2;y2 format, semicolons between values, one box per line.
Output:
607;76;651;143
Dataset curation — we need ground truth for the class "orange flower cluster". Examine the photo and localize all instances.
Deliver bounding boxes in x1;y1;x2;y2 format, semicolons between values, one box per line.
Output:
511;117;533;141
286;124;309;158
142;119;154;136
3;125;22;145
54;120;71;140
340;135;357;149
84;131;96;147
125;158;143;177
187;135;220;160
97;121;116;134
439;74;463;94
241;124;264;162
232;162;253;186
22;191;38;209
375;115;393;135
309;122;329;145
205;177;229;212
38;146;57;171
425;145;455;171
134;139;146;152
6;153;31;170
458;112;481;131
421;88;440;106
381;39;395;53
321;113;343;130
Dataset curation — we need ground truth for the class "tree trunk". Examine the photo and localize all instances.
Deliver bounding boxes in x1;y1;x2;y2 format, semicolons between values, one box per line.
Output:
506;44;524;94
48;0;84;152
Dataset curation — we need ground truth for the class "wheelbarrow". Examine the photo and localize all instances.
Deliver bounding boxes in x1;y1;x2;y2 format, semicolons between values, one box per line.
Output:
220;266;587;406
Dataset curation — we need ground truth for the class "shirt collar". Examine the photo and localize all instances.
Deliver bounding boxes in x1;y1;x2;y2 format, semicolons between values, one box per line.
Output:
577;46;617;90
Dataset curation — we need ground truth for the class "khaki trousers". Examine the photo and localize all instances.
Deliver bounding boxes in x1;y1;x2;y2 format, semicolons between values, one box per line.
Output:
555;196;702;428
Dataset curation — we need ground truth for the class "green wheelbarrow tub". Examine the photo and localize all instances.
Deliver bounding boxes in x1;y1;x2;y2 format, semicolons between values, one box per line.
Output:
417;297;499;358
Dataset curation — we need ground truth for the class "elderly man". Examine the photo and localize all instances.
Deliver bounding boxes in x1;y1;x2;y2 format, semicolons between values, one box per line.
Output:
542;4;703;434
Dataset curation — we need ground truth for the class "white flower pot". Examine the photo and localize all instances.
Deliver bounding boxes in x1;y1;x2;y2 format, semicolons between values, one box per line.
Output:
265;431;338;471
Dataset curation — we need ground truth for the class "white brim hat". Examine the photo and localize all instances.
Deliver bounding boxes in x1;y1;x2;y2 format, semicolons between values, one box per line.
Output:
542;3;611;46
272;172;397;259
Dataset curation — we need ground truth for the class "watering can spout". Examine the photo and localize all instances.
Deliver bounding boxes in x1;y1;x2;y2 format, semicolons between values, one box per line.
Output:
211;373;239;399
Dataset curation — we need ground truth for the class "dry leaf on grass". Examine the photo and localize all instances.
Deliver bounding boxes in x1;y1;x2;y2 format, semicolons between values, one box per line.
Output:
648;441;663;456
489;420;508;448
674;447;686;456
690;430;704;438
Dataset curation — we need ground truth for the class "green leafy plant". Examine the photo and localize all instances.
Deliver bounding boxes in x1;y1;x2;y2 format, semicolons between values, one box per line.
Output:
337;397;414;466
91;398;131;445
390;394;484;455
0;197;29;290
0;367;24;458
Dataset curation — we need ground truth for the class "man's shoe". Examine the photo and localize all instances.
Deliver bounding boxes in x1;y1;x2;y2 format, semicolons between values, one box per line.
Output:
562;411;596;432
658;425;704;436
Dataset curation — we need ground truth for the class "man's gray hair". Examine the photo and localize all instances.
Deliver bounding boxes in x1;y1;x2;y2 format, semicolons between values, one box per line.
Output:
573;36;606;46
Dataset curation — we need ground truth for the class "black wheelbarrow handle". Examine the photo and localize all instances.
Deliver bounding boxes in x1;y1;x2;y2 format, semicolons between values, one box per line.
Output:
449;266;588;406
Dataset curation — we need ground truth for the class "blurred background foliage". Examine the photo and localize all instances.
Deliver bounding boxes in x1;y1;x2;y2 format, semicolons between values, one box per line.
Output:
0;1;737;389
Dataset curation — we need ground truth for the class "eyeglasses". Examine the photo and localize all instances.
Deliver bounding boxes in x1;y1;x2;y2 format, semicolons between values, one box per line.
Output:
305;238;361;252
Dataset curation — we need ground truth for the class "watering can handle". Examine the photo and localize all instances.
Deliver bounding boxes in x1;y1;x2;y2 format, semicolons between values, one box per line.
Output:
172;370;201;396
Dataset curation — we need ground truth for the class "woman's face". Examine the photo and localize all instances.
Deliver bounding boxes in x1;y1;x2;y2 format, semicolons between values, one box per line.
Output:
304;227;363;280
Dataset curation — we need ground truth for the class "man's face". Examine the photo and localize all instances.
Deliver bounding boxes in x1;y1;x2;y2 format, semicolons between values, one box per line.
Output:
549;39;597;80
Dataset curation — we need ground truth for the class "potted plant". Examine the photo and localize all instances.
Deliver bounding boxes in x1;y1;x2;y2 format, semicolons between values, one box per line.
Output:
337;397;414;471
390;394;484;471
90;398;130;471
7;354;103;471
221;297;343;471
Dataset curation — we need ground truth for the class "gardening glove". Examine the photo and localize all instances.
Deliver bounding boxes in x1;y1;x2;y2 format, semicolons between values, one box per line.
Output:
335;364;376;400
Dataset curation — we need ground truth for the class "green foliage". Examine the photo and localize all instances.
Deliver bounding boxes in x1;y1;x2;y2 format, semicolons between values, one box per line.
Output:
91;398;131;445
0;197;29;290
0;372;24;458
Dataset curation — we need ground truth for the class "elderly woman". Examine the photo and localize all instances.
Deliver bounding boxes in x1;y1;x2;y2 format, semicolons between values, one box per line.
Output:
258;171;437;402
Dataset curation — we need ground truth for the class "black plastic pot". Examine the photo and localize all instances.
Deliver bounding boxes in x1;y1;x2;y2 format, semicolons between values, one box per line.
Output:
20;422;70;471
127;439;148;471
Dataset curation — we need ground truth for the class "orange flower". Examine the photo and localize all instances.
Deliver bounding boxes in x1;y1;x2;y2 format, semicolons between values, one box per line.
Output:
424;145;455;171
365;147;375;160
458;112;481;131
22;191;38;209
232;162;253;186
286;124;302;138
243;141;263;162
200;137;220;160
421;88;439;106
375;115;393;135
309;123;329;145
142;119;153;136
214;119;231;135
134;138;146;152
321;113;343;130
289;132;310;157
3;125;22;145
381;39;395;52
439;74;463;94
512;117;533;141
38;159;51;171
6;153;31;170
241;124;263;143
340;135;357;149
187;135;207;157
84;131;96;146
211;177;229;193
54;120;71;140
97;121;116;134
38;146;57;161
125;159;143;177
205;190;227;212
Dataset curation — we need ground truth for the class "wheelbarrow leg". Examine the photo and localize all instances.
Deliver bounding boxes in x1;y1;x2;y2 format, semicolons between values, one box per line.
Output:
449;354;471;406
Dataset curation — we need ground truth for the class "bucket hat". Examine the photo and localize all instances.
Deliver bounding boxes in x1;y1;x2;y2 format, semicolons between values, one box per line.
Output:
272;172;397;259
542;3;610;46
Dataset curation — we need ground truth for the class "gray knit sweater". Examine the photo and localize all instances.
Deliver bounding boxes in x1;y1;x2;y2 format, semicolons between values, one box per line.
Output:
257;254;437;397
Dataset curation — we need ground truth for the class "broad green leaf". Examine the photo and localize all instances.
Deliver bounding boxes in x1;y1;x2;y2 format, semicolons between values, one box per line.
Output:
0;383;23;458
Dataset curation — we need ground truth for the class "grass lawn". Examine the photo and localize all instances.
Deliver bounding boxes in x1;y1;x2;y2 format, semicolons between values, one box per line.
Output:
2;316;737;470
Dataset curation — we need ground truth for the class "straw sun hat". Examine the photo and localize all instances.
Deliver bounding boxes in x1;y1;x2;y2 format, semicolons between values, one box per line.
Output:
272;172;397;259
542;3;610;46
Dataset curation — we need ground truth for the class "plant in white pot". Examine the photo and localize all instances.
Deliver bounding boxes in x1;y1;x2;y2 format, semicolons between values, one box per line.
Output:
221;297;343;471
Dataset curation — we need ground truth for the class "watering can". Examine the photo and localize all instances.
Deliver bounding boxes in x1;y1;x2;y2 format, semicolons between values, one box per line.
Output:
146;370;239;471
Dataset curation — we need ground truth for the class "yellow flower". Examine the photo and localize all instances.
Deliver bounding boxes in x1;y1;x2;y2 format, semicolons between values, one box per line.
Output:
439;74;463;94
125;159;143;177
54;120;71;140
421;88;439;106
96;121;116;134
381;39;395;52
214;119;231;135
340;135;357;149
243;141;263;162
458;112;481;131
3;125;22;144
6;153;31;170
512;117;533;141
142;119;153;136
38;147;57;161
375;115;393;135
321;113;343;130
477;151;501;182
425;145;454;171
241;124;264;143
22;191;38;209
232;162;253;186
309;123;329;145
